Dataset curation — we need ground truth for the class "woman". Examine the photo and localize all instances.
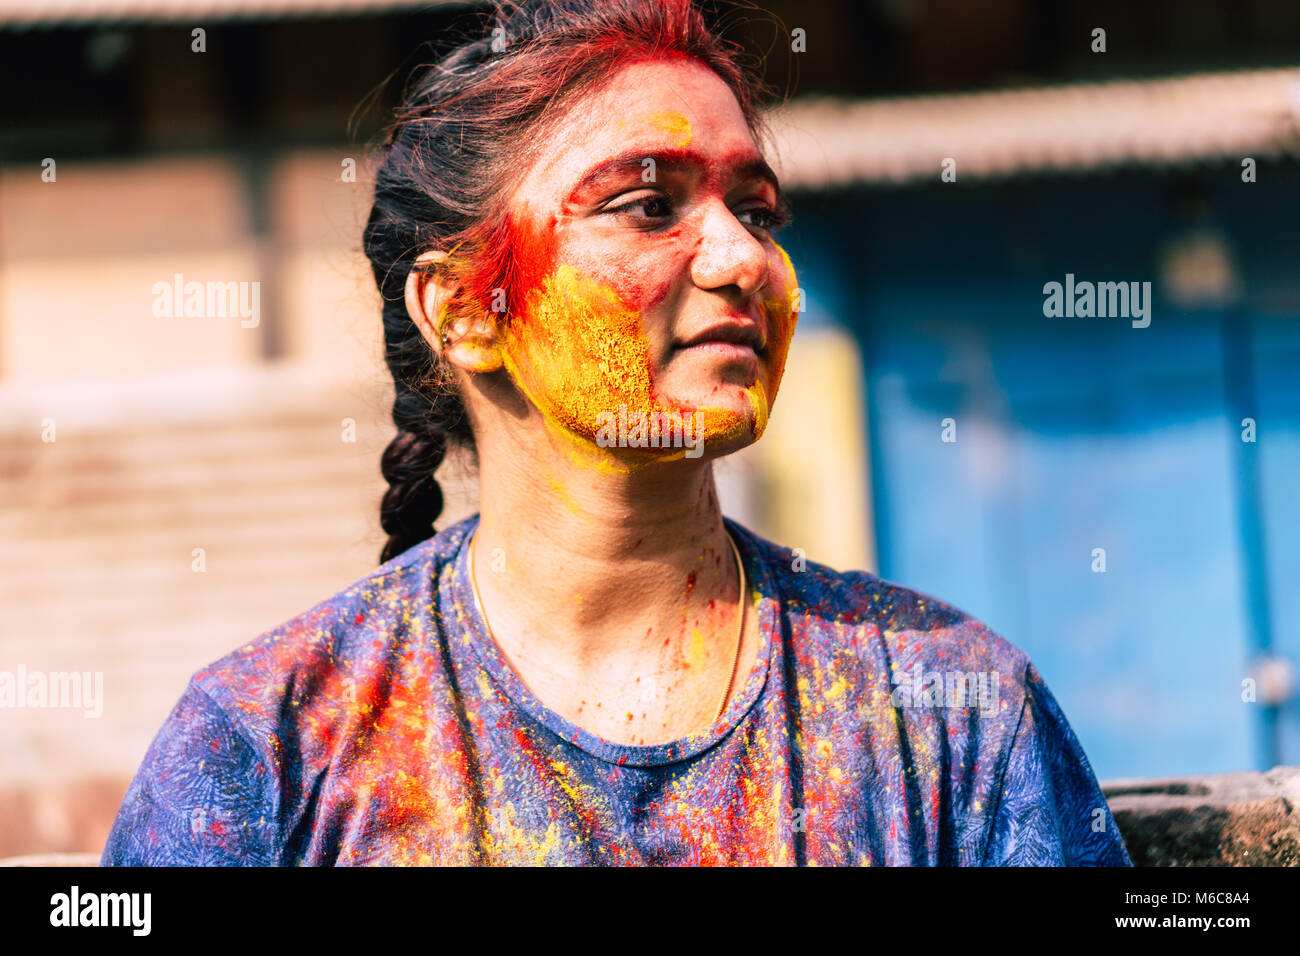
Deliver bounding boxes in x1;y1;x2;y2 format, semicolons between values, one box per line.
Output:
101;0;1131;866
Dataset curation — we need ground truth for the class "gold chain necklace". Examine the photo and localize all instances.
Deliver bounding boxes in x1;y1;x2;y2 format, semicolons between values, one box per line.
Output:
467;528;746;730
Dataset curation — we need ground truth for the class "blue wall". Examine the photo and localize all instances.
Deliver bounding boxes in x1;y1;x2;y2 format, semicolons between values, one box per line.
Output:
782;167;1300;779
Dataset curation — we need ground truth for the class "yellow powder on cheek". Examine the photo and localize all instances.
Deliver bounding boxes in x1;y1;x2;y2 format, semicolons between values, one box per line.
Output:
502;264;656;441
501;261;784;452
760;243;801;409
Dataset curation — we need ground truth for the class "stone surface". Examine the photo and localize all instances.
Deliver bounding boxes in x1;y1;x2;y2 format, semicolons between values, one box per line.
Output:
1103;766;1300;866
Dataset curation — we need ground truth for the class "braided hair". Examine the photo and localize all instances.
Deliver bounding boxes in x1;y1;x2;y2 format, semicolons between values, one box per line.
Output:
362;0;770;564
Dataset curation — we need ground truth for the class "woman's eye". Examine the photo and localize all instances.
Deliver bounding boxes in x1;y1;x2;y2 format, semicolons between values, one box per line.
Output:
608;195;673;221
735;205;787;232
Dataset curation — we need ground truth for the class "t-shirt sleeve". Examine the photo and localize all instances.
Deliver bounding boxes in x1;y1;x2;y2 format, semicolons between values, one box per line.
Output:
100;679;280;866
981;663;1132;866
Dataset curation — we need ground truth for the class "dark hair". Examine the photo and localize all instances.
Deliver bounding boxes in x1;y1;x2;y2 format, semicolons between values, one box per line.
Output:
363;0;772;564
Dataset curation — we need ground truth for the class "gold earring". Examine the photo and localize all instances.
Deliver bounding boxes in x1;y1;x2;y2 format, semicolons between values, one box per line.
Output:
435;306;453;351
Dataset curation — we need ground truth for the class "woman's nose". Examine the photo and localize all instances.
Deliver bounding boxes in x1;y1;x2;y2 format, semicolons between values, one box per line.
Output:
689;201;770;299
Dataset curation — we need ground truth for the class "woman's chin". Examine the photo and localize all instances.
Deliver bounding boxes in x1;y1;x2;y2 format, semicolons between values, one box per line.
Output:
659;382;771;452
557;384;767;468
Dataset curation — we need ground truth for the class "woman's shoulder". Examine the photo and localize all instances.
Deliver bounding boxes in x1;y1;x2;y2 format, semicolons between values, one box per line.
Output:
732;520;1031;683
186;517;477;739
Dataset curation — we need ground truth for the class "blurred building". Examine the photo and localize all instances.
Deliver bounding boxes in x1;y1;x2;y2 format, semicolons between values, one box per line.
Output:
1;0;1298;858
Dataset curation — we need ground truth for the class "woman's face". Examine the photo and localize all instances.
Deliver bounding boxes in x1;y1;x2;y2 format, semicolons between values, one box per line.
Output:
489;57;799;461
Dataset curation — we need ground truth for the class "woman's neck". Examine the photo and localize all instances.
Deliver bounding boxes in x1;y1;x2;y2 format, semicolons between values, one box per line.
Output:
470;417;738;671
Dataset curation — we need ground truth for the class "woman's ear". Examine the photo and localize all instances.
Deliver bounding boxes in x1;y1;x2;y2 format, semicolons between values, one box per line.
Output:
405;250;457;352
404;250;504;373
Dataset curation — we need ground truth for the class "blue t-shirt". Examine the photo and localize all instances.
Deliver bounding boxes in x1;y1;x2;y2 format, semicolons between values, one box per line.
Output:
101;515;1131;866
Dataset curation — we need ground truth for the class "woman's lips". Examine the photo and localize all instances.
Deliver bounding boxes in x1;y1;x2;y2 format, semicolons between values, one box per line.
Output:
664;314;769;383
673;317;766;354
680;340;761;363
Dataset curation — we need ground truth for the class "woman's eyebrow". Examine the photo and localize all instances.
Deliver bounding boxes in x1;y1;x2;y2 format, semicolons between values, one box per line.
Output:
567;148;782;201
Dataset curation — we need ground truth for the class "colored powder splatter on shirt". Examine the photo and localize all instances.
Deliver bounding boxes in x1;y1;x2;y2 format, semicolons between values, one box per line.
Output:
100;515;1132;866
